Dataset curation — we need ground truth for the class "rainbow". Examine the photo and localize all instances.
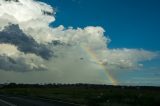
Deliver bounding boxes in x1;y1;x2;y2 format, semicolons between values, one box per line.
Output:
81;45;118;85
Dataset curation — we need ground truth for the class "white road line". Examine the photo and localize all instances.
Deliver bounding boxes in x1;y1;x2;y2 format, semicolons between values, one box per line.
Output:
0;99;17;106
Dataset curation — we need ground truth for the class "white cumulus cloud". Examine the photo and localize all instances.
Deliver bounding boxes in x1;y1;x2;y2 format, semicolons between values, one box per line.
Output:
0;0;159;84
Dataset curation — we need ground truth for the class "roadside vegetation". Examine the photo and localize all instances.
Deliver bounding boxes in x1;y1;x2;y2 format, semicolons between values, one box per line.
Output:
0;83;159;106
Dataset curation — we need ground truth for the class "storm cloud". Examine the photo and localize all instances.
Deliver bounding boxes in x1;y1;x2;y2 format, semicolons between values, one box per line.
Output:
0;54;46;72
0;43;46;72
0;0;159;84
0;24;53;60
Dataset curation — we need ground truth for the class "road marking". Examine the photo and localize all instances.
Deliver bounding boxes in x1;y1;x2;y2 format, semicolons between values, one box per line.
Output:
0;99;17;106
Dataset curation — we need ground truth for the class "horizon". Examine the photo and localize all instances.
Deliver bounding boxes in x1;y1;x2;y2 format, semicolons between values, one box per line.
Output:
0;0;159;86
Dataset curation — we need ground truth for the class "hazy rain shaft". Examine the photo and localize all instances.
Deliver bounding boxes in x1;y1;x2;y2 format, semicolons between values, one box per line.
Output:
0;0;158;84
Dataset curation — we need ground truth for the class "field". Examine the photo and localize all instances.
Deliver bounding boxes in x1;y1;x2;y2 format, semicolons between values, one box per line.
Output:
0;83;160;106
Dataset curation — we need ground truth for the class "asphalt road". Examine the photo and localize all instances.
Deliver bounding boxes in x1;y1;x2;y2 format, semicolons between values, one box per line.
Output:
0;95;79;106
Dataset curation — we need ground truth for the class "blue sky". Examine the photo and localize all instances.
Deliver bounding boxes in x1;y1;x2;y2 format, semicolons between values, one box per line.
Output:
40;0;160;86
42;0;160;51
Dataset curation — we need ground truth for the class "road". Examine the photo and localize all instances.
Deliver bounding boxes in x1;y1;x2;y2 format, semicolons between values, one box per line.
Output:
0;95;79;106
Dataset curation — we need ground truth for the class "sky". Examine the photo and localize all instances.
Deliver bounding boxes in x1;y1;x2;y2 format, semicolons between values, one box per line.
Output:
0;0;159;86
45;0;160;50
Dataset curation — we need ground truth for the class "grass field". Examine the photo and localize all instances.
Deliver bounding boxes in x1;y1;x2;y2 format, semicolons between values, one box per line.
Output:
0;84;159;106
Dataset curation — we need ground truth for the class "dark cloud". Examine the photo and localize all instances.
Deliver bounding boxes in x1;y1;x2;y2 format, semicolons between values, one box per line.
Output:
0;24;53;60
42;10;54;16
0;55;45;72
4;0;19;2
48;40;66;46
